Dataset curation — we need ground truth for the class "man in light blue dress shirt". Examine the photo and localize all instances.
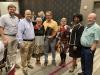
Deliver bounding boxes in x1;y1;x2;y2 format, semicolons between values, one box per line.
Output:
79;13;100;75
17;10;35;74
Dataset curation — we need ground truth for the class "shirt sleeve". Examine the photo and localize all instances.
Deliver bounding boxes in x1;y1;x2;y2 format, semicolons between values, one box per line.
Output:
94;27;100;41
53;22;58;31
43;21;47;30
16;21;24;43
0;16;5;28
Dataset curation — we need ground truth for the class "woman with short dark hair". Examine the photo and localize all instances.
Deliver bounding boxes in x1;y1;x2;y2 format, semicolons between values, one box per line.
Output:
69;13;84;72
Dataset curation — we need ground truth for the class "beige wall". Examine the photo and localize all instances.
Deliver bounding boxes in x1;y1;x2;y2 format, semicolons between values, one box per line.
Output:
0;2;19;16
80;0;95;24
95;0;100;1
80;0;100;24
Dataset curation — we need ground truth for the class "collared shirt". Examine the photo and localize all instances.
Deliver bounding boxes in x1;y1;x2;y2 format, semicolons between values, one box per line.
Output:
17;18;35;43
0;14;19;35
43;19;58;32
81;23;100;47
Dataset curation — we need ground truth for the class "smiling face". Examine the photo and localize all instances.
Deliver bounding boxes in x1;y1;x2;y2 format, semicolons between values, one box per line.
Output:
87;13;96;25
36;17;43;25
8;4;16;16
73;17;80;23
60;18;67;26
25;10;32;21
45;11;53;21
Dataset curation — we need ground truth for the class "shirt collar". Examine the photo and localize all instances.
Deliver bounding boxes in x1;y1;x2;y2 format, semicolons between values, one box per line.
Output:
25;18;32;23
86;22;96;28
86;22;97;29
8;14;16;19
46;19;53;23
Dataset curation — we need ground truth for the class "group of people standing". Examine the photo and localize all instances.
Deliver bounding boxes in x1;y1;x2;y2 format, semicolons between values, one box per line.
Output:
0;4;100;75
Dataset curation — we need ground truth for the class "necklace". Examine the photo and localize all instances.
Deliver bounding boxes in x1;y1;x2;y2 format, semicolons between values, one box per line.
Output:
69;23;82;45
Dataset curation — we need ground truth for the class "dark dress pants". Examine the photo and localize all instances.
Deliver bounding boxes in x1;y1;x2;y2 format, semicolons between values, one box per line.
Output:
81;47;95;75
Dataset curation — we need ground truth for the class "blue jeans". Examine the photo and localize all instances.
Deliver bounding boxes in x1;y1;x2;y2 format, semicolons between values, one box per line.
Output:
44;38;57;63
81;47;95;75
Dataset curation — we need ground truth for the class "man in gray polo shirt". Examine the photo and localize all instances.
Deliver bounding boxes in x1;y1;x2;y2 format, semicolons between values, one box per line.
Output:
0;4;19;69
79;13;100;75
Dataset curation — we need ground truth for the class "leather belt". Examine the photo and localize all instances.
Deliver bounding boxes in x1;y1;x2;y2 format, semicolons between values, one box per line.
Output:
82;46;90;49
4;34;16;36
23;39;34;41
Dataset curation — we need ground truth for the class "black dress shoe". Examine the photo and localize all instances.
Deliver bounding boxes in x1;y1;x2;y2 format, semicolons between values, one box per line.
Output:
44;62;48;66
27;64;33;69
78;72;83;75
52;60;56;66
23;70;28;75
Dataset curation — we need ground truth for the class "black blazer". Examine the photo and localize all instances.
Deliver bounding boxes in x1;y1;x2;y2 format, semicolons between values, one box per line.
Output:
70;24;84;47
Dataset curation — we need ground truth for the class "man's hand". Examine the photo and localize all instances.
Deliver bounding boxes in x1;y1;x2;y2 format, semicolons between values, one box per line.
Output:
0;27;10;46
47;36;53;39
19;43;24;49
90;47;96;52
2;35;10;46
91;41;97;52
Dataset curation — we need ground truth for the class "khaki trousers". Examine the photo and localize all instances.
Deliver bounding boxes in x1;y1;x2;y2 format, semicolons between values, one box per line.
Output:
6;36;17;67
20;41;34;68
0;71;2;75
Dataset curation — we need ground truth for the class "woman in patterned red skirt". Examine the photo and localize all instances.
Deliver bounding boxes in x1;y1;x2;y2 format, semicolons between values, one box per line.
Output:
56;17;70;66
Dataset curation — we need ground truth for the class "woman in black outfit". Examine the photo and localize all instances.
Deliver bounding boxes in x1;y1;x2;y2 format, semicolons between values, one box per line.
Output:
69;14;84;72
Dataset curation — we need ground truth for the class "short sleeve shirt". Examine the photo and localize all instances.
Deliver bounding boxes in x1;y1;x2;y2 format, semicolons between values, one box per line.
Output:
43;19;58;32
81;23;100;47
0;14;19;35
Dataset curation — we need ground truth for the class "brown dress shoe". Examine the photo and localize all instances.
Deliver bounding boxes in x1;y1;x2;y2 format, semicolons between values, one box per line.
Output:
27;64;33;69
15;64;20;69
69;67;75;72
52;60;56;66
36;60;41;65
59;61;65;66
78;72;83;75
69;63;77;72
59;62;63;66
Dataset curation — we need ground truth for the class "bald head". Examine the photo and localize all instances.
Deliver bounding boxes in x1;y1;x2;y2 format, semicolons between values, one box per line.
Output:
25;10;32;15
87;13;97;25
24;10;32;20
88;13;96;20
